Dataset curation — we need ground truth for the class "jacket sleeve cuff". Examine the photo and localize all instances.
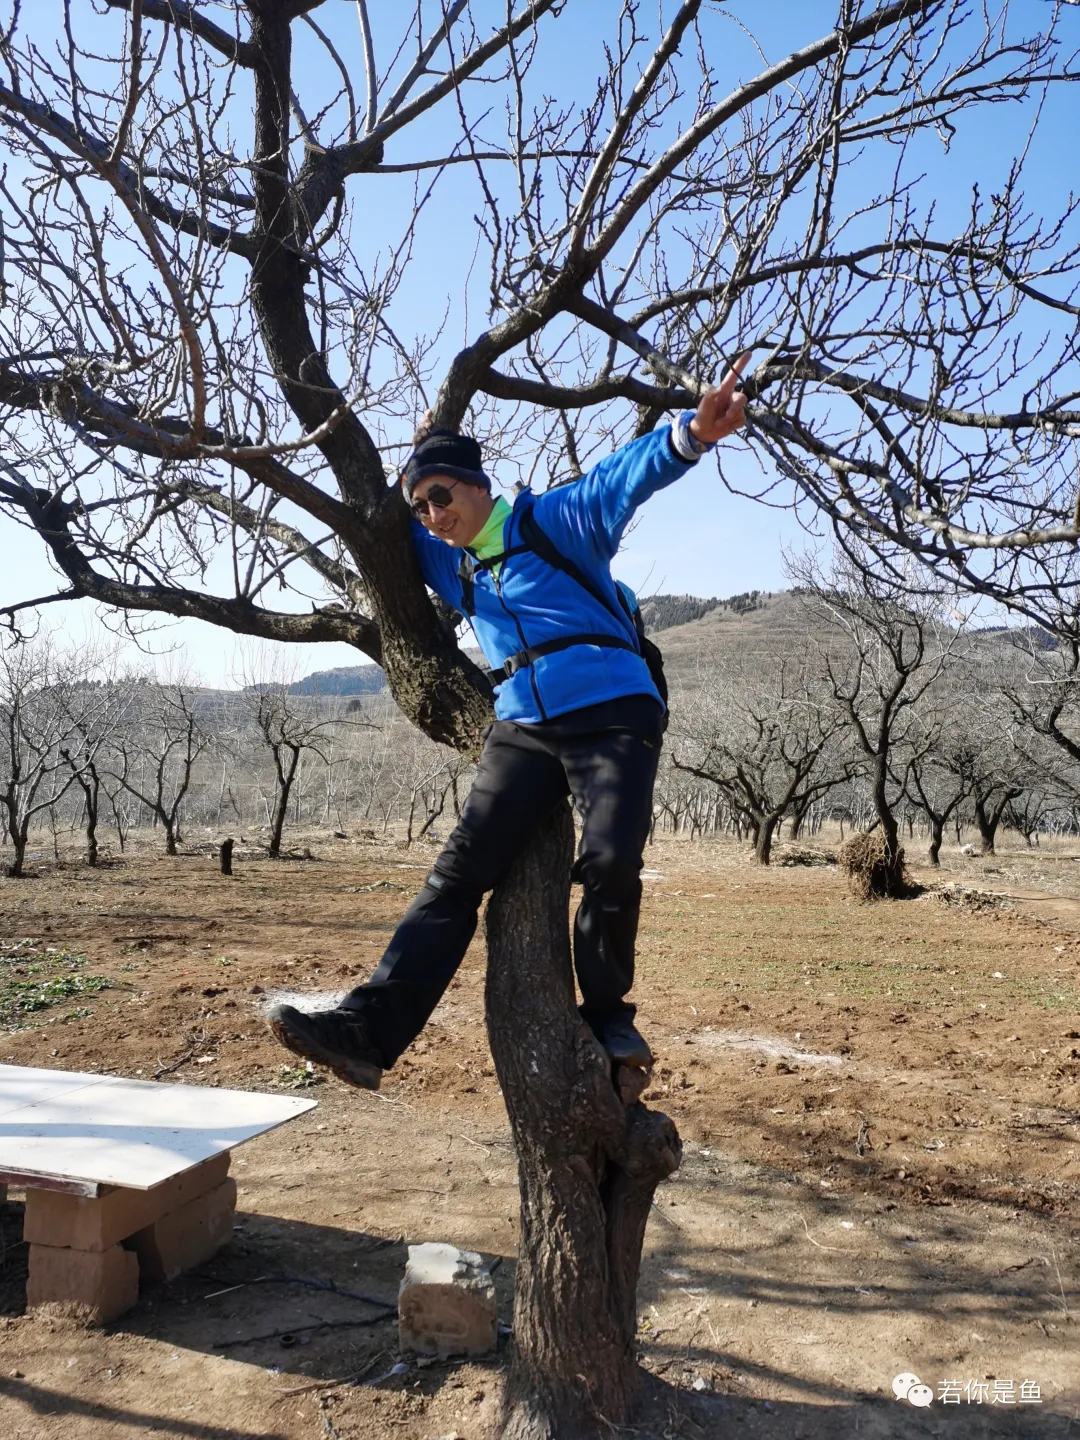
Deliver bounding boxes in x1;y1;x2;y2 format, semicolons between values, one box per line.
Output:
668;411;715;464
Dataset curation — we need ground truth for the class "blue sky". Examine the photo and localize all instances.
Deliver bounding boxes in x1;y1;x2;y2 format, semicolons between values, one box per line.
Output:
3;1;1077;684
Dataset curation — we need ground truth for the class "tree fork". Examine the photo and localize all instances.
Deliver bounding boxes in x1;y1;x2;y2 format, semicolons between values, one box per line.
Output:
485;804;681;1440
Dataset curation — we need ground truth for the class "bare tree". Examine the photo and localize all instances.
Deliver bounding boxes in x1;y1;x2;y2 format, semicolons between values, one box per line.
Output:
249;685;340;858
964;729;1028;856
1;4;1079;1431
800;557;955;894
0;639;79;877
904;742;971;866
59;680;126;866
1004;624;1080;803
671;651;851;863
110;681;209;856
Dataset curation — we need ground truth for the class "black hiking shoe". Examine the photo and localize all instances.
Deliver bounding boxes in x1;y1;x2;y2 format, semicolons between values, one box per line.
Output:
598;1015;653;1070
266;1003;384;1091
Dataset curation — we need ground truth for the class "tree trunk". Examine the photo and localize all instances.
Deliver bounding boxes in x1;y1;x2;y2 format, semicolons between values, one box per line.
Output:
928;816;943;867
754;814;778;865
220;838;234;876
163;818;178;857
485;805;681;1440
973;796;996;855
7;822;28;878
872;754;905;896
268;792;289;858
269;746;300;859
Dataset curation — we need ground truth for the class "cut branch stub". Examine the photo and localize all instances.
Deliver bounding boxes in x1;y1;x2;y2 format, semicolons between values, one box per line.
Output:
484;803;682;1440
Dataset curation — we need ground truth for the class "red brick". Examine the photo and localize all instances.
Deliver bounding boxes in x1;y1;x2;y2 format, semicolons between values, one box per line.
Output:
131;1177;237;1283
26;1242;139;1323
22;1152;230;1253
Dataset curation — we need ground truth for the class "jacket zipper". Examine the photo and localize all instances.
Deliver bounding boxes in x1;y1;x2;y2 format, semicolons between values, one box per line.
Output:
490;562;547;721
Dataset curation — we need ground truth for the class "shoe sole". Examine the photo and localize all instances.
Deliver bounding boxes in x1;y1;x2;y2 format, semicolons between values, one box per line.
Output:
268;1016;383;1092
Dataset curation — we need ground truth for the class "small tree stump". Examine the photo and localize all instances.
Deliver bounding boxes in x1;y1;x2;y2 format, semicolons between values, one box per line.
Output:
219;838;234;876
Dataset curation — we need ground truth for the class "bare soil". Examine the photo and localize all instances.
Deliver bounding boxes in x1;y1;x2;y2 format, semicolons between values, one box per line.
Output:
0;829;1078;1439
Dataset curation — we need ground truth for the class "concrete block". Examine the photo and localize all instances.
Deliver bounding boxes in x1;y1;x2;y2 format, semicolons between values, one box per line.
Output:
26;1241;139;1323
23;1152;230;1253
398;1242;497;1358
131;1177;237;1283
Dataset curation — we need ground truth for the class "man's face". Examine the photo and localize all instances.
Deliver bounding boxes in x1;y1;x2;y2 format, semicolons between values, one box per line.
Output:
411;473;495;548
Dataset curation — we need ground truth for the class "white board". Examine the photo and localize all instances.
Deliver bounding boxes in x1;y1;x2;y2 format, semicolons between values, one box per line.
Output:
0;1064;317;1190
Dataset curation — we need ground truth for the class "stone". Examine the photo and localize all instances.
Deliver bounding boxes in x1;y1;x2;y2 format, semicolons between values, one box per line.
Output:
130;1176;237;1283
398;1242;497;1358
26;1241;139;1323
23;1152;230;1253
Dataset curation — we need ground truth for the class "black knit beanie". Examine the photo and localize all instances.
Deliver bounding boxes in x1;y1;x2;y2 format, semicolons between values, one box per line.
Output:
402;428;491;495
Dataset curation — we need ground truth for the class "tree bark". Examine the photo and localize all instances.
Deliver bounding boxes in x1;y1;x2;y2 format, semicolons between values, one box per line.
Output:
268;746;300;859
485;804;681;1440
754;813;778;864
973;792;1014;856
928;817;943;867
871;752;905;896
6;826;27;878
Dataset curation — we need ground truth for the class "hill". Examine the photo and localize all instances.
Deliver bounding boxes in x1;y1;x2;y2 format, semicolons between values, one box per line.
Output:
283;590;775;697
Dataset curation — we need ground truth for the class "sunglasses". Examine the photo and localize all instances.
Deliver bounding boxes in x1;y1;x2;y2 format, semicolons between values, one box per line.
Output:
410;477;467;518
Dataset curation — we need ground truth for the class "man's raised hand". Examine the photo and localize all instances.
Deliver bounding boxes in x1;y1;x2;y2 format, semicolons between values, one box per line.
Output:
689;352;751;446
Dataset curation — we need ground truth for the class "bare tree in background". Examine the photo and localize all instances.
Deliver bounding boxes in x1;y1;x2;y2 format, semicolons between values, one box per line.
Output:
1005;626;1080;803
799;558;955;894
1;3;1079;1431
904;732;972;866
671;651;851;863
60;678;127;866
0;638;79;877
249;684;340;857
110;681;209;856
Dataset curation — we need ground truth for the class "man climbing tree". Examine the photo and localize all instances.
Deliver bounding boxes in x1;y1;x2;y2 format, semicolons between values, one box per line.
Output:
269;364;747;1098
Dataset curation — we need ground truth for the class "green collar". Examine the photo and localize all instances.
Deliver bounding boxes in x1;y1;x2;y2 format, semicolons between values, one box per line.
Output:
468;495;512;562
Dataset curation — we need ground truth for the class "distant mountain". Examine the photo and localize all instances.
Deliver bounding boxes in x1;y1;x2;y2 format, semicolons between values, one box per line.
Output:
288;663;387;697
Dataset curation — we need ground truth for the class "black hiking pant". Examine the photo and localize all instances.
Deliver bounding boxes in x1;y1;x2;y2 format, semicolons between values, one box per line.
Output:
341;694;663;1067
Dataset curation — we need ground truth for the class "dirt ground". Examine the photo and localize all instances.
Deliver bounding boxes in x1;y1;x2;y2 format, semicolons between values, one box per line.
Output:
0;827;1078;1439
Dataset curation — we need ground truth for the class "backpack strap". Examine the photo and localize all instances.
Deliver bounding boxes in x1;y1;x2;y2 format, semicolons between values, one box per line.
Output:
516;504;639;649
484;632;637;686
456;544;531;617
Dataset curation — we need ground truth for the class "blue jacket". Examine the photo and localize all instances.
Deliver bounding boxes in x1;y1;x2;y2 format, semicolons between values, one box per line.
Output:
411;425;696;723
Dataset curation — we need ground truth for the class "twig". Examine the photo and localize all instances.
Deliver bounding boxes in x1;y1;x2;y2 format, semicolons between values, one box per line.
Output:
277;1352;389;1397
203;1280;256;1299
153;1028;209;1078
1049;1245;1072;1319
199;1272;394;1309
998;1256;1049;1276
454;1132;492;1150
800;1215;852;1253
